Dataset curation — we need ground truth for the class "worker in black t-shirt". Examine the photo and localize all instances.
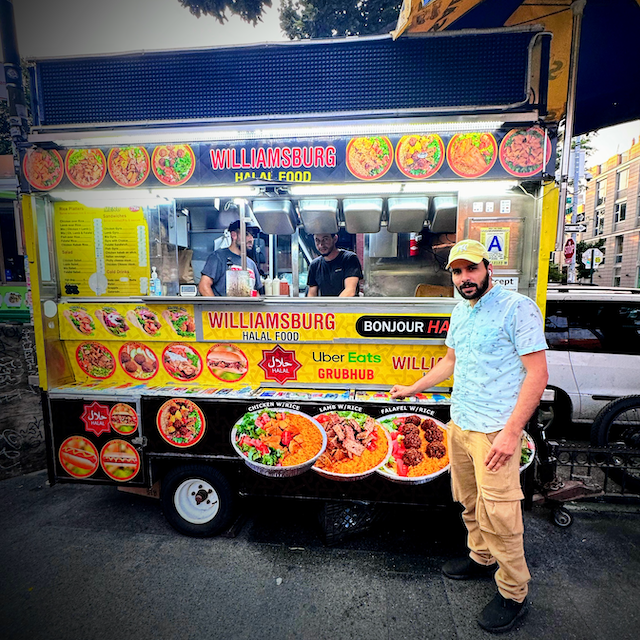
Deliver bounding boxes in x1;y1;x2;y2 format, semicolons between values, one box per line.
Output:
307;233;363;297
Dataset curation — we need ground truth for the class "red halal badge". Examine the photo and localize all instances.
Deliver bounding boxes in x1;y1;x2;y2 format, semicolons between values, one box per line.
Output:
80;401;111;437
258;345;302;385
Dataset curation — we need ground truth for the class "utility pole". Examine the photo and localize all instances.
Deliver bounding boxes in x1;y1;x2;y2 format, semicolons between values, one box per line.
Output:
567;136;584;283
0;0;29;181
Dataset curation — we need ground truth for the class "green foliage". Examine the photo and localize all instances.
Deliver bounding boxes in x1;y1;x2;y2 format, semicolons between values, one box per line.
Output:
576;238;606;280
177;0;271;25
548;261;564;283
177;1;401;38
0;101;12;155
279;0;402;39
1;61;32;156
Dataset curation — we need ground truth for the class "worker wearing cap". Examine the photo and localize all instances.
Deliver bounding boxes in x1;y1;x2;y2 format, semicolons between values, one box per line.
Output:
391;239;548;633
198;220;263;296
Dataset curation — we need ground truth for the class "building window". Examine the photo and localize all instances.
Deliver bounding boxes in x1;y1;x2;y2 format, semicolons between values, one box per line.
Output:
616;169;629;199
594;209;605;236
614;201;627;226
615;235;624;263
596;180;607;207
613;269;621;287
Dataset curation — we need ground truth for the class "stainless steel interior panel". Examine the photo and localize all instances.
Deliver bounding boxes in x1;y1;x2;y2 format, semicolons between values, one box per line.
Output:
429;196;458;233
252;199;297;235
368;226;398;258
298;199;339;234
387;196;429;233
343;198;383;234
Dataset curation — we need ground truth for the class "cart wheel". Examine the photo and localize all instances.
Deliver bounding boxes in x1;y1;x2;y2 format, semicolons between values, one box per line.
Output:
161;464;234;537
590;395;640;492
552;507;572;528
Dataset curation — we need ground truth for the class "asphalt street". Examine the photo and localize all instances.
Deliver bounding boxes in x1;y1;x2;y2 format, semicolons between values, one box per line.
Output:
1;470;639;640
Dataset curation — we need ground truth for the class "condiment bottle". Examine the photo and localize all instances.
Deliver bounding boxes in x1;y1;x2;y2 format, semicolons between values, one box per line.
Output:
263;277;273;296
272;277;281;296
280;280;289;296
150;266;162;296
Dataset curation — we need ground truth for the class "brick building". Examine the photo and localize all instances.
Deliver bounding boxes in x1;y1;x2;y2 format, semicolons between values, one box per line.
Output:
583;138;640;287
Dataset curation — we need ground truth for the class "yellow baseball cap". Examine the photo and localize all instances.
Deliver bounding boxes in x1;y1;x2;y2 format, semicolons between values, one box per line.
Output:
446;239;490;269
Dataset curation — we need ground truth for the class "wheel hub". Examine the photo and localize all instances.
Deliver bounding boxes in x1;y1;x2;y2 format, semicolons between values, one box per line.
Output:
174;479;220;524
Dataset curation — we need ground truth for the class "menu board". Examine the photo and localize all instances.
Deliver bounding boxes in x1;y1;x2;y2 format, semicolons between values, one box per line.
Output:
54;202;149;297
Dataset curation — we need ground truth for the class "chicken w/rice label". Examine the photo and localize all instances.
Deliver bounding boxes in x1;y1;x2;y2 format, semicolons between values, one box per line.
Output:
312;411;391;480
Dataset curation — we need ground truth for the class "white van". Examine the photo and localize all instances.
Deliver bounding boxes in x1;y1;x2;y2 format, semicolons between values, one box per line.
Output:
543;285;640;431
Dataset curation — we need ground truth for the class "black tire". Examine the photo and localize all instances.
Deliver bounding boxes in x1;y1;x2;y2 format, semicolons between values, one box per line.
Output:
161;464;234;537
590;395;640;492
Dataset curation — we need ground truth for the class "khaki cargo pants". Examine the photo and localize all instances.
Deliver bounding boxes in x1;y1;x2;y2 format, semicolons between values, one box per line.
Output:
448;420;531;602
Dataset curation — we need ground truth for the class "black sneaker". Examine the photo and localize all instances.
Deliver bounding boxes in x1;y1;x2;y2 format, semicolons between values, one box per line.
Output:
478;593;528;633
442;556;498;580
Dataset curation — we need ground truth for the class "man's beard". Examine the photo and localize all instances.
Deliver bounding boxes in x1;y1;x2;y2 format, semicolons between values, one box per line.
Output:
456;270;490;300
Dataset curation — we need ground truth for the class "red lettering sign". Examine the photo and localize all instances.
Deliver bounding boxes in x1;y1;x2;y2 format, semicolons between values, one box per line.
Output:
258;345;302;384
80;402;111;437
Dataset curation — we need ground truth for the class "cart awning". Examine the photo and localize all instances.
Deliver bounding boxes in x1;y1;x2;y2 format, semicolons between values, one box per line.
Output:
393;0;640;134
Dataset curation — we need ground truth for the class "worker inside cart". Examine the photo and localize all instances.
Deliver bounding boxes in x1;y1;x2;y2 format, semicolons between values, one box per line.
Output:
307;233;363;297
198;220;263;296
390;239;548;634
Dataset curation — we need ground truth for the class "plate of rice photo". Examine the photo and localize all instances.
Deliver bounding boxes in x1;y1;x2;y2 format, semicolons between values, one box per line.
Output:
231;409;327;478
312;410;391;481
376;413;450;484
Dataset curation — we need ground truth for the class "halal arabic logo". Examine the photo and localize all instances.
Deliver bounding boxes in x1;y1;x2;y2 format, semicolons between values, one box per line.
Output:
80;401;111;437
258;345;302;385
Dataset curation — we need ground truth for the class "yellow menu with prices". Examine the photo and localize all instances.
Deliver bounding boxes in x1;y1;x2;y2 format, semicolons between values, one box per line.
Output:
54;202;150;296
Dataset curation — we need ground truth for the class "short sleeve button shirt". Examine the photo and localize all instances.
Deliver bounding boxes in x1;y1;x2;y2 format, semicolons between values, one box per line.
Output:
444;284;548;433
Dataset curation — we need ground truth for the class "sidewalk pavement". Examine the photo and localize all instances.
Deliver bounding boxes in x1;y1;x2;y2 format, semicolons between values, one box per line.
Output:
1;469;639;640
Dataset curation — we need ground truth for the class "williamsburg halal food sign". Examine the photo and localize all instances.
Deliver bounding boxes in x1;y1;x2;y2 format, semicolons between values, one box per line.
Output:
22;128;555;193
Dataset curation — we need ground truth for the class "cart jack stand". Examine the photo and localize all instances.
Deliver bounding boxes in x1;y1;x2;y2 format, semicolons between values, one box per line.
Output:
533;480;603;527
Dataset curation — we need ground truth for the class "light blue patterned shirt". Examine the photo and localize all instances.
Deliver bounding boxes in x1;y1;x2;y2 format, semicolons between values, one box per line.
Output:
444;284;548;433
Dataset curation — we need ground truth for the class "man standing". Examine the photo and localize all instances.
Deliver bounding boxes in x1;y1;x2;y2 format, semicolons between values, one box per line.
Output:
307;233;363;297
198;220;262;296
390;239;548;633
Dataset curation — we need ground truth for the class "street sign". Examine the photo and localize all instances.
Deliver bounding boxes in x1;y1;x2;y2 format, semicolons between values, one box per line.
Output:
565;223;587;233
581;247;604;269
564;238;575;263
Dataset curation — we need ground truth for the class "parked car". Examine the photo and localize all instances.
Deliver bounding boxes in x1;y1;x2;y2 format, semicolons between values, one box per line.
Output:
542;285;640;434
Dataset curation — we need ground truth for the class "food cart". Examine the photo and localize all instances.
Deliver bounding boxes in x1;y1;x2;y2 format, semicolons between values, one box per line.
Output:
20;29;556;536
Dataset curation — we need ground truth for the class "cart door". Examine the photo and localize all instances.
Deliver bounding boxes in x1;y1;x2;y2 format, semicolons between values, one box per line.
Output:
49;394;147;486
